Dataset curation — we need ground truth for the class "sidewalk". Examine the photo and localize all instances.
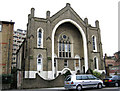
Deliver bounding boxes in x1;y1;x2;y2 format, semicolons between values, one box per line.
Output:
40;87;65;90
1;87;65;91
42;87;65;89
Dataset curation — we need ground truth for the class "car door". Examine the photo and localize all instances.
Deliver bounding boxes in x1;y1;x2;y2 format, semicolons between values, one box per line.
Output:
81;75;91;88
88;75;99;87
118;76;120;84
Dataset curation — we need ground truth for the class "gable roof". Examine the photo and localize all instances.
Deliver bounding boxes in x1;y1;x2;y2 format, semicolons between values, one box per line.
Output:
50;3;85;26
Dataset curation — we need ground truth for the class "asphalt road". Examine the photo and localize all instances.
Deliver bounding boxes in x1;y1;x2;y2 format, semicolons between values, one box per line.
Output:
2;87;120;91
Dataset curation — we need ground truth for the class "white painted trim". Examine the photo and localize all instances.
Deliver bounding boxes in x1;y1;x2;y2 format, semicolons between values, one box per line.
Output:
52;19;88;79
57;70;76;76
61;68;72;75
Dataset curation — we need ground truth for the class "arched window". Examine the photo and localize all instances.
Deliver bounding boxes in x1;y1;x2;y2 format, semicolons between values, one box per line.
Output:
93;57;98;69
92;36;97;51
37;54;42;71
58;34;71;58
37;28;43;48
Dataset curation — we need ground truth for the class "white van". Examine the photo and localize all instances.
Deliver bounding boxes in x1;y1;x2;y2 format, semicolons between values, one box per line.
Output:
64;74;104;91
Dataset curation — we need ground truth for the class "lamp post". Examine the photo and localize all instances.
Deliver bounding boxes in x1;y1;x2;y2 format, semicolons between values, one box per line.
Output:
104;53;107;75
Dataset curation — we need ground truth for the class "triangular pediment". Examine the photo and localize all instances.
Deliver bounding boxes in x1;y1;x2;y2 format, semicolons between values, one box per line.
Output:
50;3;85;26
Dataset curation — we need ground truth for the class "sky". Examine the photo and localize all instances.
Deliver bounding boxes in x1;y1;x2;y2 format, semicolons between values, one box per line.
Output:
0;0;119;56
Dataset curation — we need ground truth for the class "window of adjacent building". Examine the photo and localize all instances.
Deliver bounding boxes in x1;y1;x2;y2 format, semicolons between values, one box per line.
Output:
14;36;18;38
37;28;43;48
37;54;42;71
0;25;2;32
108;64;113;67
58;34;71;58
92;36;97;52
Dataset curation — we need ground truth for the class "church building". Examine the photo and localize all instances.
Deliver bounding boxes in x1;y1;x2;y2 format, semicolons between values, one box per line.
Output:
24;3;104;79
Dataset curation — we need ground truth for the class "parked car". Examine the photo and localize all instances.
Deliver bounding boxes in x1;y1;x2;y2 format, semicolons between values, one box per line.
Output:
64;74;104;91
103;75;120;87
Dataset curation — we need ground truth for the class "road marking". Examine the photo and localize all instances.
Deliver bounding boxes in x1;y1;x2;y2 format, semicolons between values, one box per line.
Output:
103;87;120;89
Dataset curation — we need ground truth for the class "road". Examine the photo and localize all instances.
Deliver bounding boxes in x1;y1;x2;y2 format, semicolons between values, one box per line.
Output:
2;87;120;91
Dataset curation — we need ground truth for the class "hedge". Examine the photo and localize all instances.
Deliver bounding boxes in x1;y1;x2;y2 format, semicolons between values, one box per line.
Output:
2;74;13;84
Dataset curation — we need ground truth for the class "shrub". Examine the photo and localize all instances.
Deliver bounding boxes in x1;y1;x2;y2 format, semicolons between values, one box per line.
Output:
93;71;101;79
86;68;93;74
114;71;117;75
63;70;71;78
2;74;13;84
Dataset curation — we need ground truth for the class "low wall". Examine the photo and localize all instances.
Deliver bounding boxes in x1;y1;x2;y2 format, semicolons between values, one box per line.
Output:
21;74;65;89
2;84;11;90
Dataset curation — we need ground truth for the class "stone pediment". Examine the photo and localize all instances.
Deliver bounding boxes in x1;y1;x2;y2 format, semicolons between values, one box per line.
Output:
49;3;85;26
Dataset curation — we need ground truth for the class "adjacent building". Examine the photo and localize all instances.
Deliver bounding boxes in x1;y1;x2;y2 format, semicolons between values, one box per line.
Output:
105;52;120;75
12;29;26;68
0;21;14;75
114;51;120;61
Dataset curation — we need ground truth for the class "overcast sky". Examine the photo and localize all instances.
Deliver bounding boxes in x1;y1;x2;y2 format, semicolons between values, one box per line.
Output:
0;0;119;56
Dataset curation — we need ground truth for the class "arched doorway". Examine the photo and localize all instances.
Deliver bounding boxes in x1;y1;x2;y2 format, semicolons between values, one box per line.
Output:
52;19;88;79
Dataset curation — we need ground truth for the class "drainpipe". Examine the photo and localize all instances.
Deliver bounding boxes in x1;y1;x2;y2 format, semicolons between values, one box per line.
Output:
7;39;10;74
104;53;107;74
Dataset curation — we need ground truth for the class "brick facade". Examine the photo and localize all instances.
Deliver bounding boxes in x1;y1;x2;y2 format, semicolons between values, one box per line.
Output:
21;3;104;80
0;21;14;75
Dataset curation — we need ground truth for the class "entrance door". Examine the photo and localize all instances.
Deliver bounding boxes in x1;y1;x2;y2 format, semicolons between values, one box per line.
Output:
75;55;81;73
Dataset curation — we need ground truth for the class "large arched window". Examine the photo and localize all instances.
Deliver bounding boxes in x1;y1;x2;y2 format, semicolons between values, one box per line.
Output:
92;35;97;51
58;34;71;58
37;54;42;71
37;28;43;48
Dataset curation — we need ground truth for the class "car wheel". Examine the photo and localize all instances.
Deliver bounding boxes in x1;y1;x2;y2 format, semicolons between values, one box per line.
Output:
115;82;119;87
76;85;82;91
97;83;102;89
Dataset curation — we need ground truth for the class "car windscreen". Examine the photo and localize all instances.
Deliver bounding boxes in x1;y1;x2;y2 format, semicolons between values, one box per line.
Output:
65;76;71;81
108;76;116;78
108;76;113;78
